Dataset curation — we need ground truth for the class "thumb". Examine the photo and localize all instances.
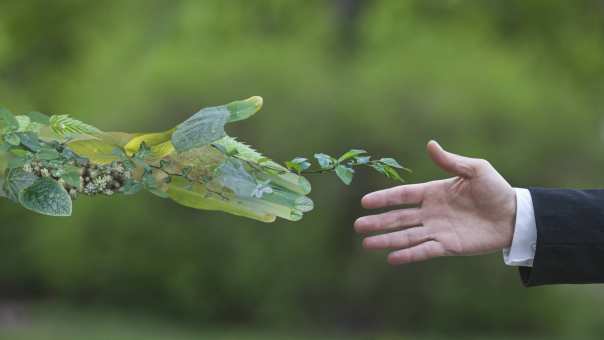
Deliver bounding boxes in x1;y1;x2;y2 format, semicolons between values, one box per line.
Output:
427;140;480;178
227;96;263;122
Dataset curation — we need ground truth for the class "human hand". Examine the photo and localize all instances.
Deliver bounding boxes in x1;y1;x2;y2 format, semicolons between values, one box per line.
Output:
354;141;516;265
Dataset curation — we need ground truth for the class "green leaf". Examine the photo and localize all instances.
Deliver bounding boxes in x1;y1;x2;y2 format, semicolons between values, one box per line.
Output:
133;142;151;160
379;158;404;169
112;147;127;159
369;163;405;182
64;139;118;164
26;111;50;125
338;149;367;163
159;159;170;169
166;176;275;223
7;156;28;169
19;177;72;216
9;148;29;157
18;132;41;152
6;148;31;169
383;165;404;182
285;157;311;174
369;162;386;175
62;165;82;188
4;168;38;202
49;114;101;137
120;180;143;195
4;133;20;146
314;153;334;169
142;172;168;198
146;186;169;198
37;147;60;160
355;156;371;164
15;115;31;131
181;166;192;177
335;165;354;185
172;106;230;152
0;107;18;132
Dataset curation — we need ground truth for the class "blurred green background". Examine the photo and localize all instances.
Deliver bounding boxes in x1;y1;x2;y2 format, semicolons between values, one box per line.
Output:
1;0;604;339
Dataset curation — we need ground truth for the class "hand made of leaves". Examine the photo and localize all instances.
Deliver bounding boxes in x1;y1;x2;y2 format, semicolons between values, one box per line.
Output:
0;97;409;222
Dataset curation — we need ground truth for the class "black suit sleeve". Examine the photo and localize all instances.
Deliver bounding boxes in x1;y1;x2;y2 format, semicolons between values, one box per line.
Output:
520;188;604;286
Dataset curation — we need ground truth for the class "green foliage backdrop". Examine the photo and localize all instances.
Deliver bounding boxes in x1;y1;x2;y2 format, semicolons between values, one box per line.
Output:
1;0;604;337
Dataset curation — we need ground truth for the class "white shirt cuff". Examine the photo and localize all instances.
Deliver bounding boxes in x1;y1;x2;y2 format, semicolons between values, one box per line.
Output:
502;188;537;267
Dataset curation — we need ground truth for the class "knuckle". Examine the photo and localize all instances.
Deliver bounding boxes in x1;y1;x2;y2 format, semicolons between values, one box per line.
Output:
383;235;393;248
476;159;491;169
405;231;417;245
396;211;408;223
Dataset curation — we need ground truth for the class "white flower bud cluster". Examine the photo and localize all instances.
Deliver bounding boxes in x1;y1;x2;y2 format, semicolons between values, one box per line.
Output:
22;159;132;200
79;161;130;197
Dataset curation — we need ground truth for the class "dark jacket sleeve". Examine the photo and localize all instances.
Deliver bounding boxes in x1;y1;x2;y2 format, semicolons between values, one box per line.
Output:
520;188;604;286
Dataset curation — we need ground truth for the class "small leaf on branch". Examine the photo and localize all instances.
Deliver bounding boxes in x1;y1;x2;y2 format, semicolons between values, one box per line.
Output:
369;162;386;175
134;142;152;160
338;149;367;163
314;153;334;169
159;159;170;169
285;157;311;174
379;157;404;169
383;165;404;182
112;147;127;159
335;165;354;185
355;156;371;164
181;166;192;177
142;171;169;198
120;180;143;195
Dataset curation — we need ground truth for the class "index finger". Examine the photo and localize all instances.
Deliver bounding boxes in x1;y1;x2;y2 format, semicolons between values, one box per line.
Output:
361;183;425;209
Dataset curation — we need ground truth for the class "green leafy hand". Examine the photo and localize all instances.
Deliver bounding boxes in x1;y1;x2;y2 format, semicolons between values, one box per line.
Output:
0;97;408;222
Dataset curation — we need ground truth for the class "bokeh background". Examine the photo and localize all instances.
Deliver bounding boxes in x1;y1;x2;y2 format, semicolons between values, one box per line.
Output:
1;1;604;339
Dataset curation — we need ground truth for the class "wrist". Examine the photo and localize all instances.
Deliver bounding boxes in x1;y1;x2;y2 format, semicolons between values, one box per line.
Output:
499;186;517;249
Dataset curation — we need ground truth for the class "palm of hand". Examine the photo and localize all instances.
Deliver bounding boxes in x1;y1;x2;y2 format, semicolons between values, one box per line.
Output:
355;142;516;265
422;173;515;256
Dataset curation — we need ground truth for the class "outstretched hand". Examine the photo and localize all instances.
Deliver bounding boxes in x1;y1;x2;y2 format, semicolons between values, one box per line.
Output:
354;141;517;265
